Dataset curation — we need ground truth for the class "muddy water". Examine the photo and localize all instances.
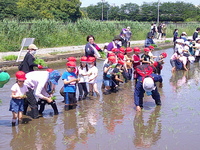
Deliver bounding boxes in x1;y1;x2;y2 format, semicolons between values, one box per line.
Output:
1;48;200;150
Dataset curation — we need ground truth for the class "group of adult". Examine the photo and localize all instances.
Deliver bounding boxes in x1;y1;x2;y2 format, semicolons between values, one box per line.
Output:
150;23;167;40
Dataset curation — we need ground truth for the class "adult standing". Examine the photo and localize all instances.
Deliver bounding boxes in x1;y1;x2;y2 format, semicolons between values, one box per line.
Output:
18;44;40;73
162;24;167;40
125;26;132;47
24;70;61;119
173;29;179;49
193;27;200;41
107;35;121;54
157;23;163;40
85;35;102;58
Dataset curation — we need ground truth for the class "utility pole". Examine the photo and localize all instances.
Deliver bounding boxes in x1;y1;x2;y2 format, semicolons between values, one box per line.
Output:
101;0;104;21
157;0;160;25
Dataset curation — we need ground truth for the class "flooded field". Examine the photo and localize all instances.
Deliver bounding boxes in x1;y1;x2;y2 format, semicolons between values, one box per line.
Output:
1;48;200;150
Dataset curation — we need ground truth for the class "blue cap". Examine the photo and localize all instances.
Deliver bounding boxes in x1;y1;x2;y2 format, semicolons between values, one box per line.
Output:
49;70;61;85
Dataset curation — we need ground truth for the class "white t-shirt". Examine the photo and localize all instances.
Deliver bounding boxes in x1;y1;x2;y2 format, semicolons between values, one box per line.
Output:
88;66;98;84
78;66;89;83
24;71;49;99
11;83;28;97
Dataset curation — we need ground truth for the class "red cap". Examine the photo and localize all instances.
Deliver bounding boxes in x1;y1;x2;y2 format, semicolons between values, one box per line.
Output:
15;71;26;81
133;47;141;52
144;48;150;52
46;68;54;72
66;57;76;62
119;47;125;53
117;53;124;60
87;57;96;63
108;53;116;57
118;60;124;65
66;61;76;67
161;52;167;58
148;45;155;50
108;56;116;63
153;61;158;67
80;56;87;62
111;48;119;53
126;47;133;53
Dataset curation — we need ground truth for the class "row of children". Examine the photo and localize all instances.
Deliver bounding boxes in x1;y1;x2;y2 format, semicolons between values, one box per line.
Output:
170;38;200;72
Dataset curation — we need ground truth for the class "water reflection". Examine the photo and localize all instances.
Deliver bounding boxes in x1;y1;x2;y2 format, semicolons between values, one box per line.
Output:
133;106;161;148
10;117;58;150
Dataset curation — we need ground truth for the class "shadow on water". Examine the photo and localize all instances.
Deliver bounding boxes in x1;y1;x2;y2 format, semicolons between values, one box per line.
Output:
2;48;200;149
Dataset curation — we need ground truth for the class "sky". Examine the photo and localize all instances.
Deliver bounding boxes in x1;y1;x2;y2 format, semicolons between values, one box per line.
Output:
80;0;199;7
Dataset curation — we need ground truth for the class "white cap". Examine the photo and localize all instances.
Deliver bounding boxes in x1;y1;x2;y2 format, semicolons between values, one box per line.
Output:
28;44;38;50
127;26;130;29
143;77;156;92
176;39;184;44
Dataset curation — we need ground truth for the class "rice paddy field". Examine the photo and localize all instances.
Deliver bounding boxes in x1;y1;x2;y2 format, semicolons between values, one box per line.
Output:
1;47;200;149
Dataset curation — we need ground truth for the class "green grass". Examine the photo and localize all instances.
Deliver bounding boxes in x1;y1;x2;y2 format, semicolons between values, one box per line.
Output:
2;55;17;61
0;19;198;52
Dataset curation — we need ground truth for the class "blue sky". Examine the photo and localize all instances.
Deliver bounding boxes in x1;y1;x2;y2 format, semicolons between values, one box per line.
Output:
80;0;199;7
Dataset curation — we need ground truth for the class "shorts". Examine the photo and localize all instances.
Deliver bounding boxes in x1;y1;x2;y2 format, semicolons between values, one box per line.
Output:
103;79;112;87
162;33;166;36
9;98;24;113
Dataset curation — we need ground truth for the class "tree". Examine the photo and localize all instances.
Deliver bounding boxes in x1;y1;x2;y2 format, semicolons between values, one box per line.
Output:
0;0;18;20
119;3;140;21
17;0;82;21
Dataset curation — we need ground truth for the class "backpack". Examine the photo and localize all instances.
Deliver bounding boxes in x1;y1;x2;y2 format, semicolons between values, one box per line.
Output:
135;64;153;78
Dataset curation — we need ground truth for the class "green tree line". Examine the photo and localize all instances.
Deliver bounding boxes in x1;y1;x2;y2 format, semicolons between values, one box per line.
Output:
0;0;199;22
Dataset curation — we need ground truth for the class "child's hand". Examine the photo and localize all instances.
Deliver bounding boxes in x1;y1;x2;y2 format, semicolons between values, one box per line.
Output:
47;98;53;103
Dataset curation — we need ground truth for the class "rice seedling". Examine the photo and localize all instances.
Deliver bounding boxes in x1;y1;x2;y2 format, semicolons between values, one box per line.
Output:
0;99;2;105
2;55;17;61
34;58;47;67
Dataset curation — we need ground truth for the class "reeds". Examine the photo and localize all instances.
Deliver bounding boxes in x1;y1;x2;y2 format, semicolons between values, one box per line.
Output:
0;18;198;52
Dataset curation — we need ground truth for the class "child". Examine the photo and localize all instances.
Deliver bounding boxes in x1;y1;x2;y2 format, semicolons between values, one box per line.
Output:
10;71;28;126
124;47;133;80
103;56;117;95
141;48;154;65
154;52;167;75
87;57;100;96
132;47;141;84
77;56;89;100
62;61;80;110
38;70;61;116
60;57;77;103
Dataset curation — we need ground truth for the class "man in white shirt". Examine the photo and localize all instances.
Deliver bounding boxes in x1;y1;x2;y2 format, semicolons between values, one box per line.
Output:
24;70;61;119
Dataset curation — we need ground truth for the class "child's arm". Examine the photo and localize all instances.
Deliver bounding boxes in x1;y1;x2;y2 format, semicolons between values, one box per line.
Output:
114;74;124;83
11;91;23;99
63;78;79;84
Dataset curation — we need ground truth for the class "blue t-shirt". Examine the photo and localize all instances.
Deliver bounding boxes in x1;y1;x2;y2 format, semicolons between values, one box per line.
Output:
62;71;77;93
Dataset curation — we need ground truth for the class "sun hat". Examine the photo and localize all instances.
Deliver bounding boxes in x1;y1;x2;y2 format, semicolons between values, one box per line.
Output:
144;48;150;52
161;52;167;58
143;77;156;92
133;47;141;52
127;26;130;29
108;56;116;63
182;32;187;35
117;53;124;59
49;70;61;85
0;71;10;88
108;53;116;57
66;57;76;62
126;47;133;53
66;61;76;67
87;57;96;63
112;48;119;53
148;45;154;50
80;56;88;62
118;60;124;65
15;71;26;81
119;47;125;53
28;44;38;50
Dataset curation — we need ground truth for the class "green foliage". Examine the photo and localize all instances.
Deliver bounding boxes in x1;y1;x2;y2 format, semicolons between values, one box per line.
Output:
0;99;2;105
165;40;171;43
99;51;106;58
2;55;17;61
34;58;47;66
151;44;158;47
51;96;56;100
